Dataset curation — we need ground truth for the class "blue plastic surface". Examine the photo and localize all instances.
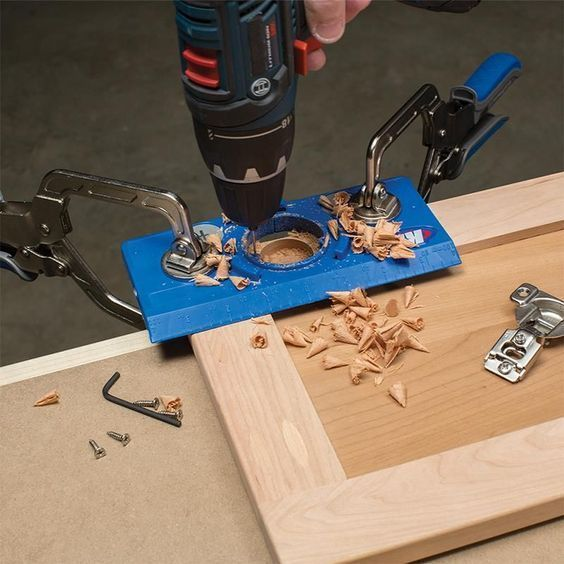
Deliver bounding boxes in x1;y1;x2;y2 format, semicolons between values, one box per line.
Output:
122;177;461;342
464;53;522;103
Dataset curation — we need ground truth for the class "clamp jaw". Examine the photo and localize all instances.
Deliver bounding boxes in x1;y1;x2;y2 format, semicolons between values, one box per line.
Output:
354;53;522;223
0;170;208;328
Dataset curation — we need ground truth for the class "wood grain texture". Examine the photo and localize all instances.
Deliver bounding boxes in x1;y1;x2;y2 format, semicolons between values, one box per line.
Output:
0;330;152;385
263;418;564;564
191;174;564;562
191;318;346;506
277;230;564;477
431;172;564;253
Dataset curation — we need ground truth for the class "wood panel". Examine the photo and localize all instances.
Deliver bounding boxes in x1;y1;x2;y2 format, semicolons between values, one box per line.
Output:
431;172;564;253
191;317;346;506
276;230;564;477
263;418;564;564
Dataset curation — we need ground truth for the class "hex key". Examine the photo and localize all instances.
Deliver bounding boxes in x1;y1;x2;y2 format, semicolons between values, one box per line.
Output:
102;371;181;428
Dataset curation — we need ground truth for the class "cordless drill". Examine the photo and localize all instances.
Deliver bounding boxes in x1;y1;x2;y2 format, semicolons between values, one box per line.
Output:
174;0;480;231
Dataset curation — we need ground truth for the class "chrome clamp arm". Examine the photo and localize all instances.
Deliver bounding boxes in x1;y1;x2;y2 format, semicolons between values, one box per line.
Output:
0;169;208;328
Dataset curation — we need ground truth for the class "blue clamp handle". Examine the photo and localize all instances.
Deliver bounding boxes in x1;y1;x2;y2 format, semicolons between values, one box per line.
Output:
451;52;522;117
446;53;522;178
464;53;522;104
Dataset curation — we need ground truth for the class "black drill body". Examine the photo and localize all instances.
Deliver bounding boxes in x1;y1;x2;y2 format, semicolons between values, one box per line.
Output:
175;0;480;230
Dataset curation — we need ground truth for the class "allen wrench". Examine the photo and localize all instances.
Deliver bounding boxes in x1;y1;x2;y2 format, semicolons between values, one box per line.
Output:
102;371;181;427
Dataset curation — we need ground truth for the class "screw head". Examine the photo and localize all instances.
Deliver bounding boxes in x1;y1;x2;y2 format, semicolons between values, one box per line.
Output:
499;361;513;375
439;129;446;137
21;249;30;257
513;332;527;345
40;223;50;236
121;433;131;446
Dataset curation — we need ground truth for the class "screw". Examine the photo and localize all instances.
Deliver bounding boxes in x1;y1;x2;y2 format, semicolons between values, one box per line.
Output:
107;431;131;446
513;332;527;345
498;361;513;375
133;398;160;410
439;129;446;137
21;249;30;257
40;223;50;236
158;409;183;421
175;243;187;255
89;439;106;459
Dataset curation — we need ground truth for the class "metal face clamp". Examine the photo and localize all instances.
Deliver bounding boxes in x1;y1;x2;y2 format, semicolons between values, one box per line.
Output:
353;53;522;224
484;283;564;383
0;169;209;328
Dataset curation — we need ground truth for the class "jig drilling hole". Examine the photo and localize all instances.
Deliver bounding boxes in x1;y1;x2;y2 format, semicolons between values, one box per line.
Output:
258;234;316;265
244;214;324;268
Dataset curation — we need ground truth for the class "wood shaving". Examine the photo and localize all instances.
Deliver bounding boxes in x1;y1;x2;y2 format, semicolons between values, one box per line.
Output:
350;364;363;385
349;306;370;320
229;275;250;290
388;381;407;407
351;236;365;254
404;285;418;308
206;232;223;253
360;353;383;372
215;255;230;280
332;191;351;206
282;326;311;347
322;354;348;369
390;245;416;259
224;238;237;255
385;298;399;317
250;330;268;349
353;358;383;374
306;337;329;358
33;389;59;407
384;342;403;367
251;316;271;325
195;273;220;287
331;302;348;315
327;219;339;240
318;194;334;211
204;254;222;267
332;321;358;344
221;213;231;224
309;316;325;333
160;395;182;412
326;291;351;305
401;316;425;331
357;325;375;353
351;287;369;307
374;375;385;386
344;310;357;326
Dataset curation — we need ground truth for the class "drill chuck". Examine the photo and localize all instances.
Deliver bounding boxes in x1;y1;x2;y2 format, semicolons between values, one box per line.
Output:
191;110;295;229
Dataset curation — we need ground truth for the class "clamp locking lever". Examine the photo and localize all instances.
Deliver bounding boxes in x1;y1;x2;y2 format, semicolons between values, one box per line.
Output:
354;53;522;223
0;170;209;328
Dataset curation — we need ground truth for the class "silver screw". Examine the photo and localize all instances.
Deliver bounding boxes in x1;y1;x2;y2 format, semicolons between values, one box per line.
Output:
89;439;106;459
107;431;131;446
175;243;187;255
513;332;527;345
133;398;159;410
158;409;183;421
439;129;446;137
498;361;513;375
21;249;30;257
40;223;50;236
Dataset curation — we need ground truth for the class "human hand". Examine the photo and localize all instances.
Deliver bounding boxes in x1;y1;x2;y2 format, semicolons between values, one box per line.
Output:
305;0;371;71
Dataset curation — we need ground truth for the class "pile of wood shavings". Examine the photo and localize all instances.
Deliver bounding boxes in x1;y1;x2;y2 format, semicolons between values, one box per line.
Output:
319;191;416;260
282;284;425;407
193;232;251;291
